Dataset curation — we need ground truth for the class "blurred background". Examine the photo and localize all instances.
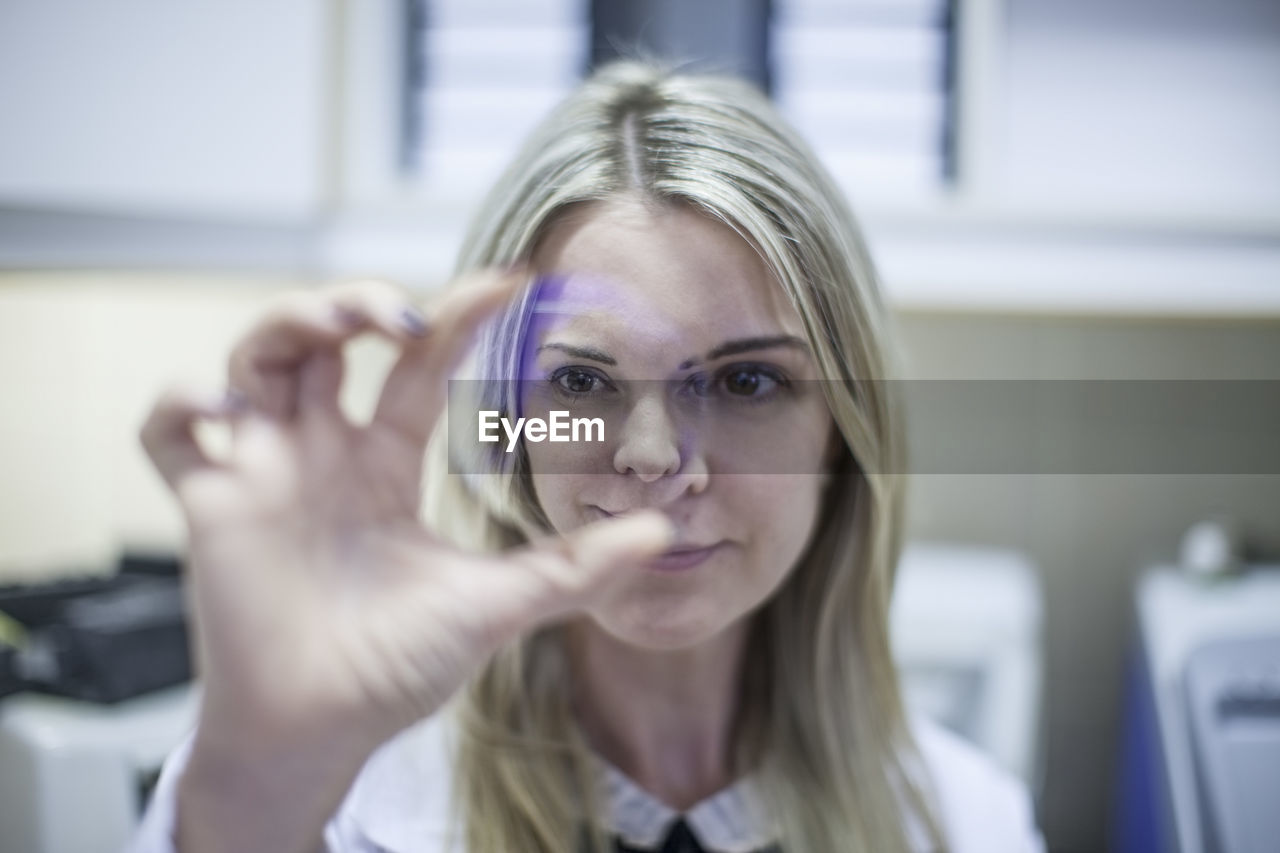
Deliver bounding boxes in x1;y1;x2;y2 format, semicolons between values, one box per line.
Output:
1;1;1278;852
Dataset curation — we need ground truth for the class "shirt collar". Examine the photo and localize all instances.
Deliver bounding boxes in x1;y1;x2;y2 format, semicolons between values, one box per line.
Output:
591;751;776;853
344;710;777;853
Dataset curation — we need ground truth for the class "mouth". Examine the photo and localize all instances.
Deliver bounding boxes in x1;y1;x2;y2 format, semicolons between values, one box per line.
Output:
646;542;724;572
588;506;723;572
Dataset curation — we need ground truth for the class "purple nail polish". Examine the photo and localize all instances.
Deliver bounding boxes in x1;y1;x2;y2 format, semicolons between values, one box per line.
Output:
400;306;429;337
221;388;249;414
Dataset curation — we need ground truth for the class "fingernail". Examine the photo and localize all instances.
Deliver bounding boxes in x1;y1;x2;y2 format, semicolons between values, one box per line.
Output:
399;305;429;337
219;388;249;415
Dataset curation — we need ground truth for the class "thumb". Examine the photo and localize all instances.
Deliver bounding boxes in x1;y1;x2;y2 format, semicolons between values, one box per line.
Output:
517;511;676;621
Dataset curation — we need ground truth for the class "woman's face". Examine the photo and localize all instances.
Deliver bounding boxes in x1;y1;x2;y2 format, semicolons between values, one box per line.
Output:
523;197;836;651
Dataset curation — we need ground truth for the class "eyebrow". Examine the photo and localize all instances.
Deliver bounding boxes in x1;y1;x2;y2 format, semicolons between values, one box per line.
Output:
536;343;617;366
537;336;809;370
680;335;809;370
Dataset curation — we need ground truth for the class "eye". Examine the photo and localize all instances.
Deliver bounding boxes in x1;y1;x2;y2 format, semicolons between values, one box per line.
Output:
722;367;771;396
549;366;613;396
688;364;789;401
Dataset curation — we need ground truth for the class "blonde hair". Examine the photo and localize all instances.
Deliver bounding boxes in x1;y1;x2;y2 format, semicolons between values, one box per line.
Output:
422;61;947;853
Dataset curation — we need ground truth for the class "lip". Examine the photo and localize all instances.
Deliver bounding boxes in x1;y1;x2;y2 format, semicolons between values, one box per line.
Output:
587;507;723;572
646;542;724;573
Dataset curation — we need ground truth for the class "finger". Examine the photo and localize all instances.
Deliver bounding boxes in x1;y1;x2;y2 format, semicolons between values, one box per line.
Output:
139;386;245;493
297;349;345;419
372;268;530;448
229;284;431;422
295;349;352;459
513;511;676;622
228;291;357;420
328;279;430;341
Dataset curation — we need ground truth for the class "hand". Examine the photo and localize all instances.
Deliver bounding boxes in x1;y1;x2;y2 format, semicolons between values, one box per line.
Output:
140;272;673;758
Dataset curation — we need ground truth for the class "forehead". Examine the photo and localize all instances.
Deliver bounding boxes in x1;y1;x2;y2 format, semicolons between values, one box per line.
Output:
528;199;805;353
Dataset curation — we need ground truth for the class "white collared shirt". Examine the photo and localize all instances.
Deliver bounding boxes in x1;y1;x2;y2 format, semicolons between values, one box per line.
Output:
127;709;1044;853
597;752;771;852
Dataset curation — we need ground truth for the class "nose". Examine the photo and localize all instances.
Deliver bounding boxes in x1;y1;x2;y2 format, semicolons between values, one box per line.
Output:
612;390;708;491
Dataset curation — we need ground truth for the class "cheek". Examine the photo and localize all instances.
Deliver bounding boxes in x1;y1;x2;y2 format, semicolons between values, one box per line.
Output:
705;399;833;477
529;472;588;534
733;474;828;576
523;428;613;477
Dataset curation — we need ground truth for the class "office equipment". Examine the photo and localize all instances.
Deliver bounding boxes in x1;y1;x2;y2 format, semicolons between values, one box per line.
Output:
1184;635;1280;853
0;557;193;851
1116;566;1280;853
0;682;197;853
0;571;189;703
892;543;1044;784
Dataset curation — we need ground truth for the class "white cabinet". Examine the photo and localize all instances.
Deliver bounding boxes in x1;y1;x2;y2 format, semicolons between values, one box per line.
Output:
999;0;1280;223
0;0;333;223
3;0;1278;313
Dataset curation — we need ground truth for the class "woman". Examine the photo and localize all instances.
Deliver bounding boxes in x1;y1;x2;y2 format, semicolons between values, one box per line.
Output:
131;62;1043;853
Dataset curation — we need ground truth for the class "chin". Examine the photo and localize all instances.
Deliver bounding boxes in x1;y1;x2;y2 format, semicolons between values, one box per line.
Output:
608;625;713;653
591;599;731;652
